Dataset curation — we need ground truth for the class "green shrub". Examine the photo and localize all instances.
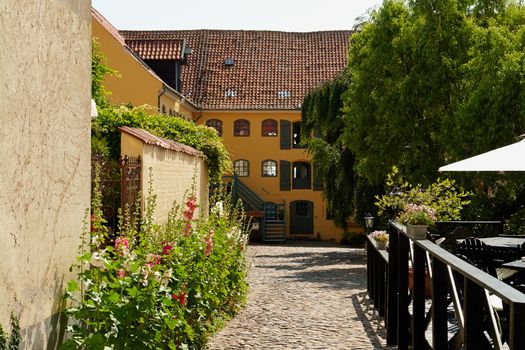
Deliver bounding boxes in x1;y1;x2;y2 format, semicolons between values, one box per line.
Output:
0;314;20;350
375;166;471;223
63;173;249;349
93;105;231;183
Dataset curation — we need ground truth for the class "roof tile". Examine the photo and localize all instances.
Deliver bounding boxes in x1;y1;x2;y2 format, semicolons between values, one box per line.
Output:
121;29;352;110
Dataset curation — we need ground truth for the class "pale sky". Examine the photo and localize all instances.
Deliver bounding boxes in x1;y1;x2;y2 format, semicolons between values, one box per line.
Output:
92;0;384;32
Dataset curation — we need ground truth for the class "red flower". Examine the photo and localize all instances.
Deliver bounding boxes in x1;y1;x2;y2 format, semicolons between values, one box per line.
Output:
172;292;187;305
162;243;173;255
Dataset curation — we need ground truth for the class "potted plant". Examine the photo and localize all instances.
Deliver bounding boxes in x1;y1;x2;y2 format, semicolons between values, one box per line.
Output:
398;204;437;240
369;230;389;249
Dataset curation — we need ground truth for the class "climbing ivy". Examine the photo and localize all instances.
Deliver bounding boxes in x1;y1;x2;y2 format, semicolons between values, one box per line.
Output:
302;76;361;229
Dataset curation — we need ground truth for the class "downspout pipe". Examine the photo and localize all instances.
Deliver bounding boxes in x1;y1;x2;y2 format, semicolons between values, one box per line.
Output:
158;85;167;113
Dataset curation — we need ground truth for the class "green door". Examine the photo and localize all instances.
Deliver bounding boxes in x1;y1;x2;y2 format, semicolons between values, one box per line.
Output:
290;200;313;235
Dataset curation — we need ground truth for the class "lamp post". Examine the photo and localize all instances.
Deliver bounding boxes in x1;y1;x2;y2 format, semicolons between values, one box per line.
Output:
364;213;374;234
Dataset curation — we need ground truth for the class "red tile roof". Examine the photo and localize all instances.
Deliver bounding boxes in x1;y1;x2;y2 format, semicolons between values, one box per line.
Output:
119;126;202;157
127;39;185;60
121;30;352;110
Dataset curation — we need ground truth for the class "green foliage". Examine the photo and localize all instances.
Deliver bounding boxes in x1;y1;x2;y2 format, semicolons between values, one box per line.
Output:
303;0;525;226
376;167;471;224
94;105;231;182
63;172;249;349
301;76;357;229
0;314;20;350
92;38;118;109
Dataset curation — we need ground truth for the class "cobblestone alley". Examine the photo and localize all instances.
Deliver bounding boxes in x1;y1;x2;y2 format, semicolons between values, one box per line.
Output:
206;242;393;349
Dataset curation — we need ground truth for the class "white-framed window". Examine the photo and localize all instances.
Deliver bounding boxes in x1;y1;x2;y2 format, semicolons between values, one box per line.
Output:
234;159;249;177
262;160;277;177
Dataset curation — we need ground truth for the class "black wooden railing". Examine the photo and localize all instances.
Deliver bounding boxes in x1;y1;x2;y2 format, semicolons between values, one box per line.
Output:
367;221;525;349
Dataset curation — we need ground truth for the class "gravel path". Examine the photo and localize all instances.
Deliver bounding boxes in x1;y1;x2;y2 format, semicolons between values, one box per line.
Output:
206;242;393;350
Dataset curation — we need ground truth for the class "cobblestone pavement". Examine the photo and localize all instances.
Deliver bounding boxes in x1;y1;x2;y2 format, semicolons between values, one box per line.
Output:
206;242;394;350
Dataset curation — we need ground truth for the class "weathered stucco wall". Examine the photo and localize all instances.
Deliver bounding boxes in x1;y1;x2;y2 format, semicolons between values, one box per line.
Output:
0;0;91;348
143;145;209;222
121;133;209;223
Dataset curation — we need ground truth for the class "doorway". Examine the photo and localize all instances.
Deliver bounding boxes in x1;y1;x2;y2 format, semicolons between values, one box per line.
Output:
290;200;314;235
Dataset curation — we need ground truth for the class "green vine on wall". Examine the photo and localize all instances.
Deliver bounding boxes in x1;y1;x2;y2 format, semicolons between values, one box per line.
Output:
0;314;21;350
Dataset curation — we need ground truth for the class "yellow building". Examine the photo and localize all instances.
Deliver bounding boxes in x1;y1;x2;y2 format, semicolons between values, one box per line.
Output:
92;9;199;120
93;13;356;242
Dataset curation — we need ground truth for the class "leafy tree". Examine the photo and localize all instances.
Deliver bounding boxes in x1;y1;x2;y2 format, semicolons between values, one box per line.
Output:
306;0;525;227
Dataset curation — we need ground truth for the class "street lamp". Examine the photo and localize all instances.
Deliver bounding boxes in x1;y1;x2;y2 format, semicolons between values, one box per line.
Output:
364;213;374;232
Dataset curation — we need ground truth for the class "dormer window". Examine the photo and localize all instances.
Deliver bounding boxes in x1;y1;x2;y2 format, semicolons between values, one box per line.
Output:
225;89;237;97
278;90;291;98
224;58;235;66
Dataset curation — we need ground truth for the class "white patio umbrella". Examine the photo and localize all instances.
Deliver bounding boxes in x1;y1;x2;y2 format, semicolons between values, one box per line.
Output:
439;139;525;172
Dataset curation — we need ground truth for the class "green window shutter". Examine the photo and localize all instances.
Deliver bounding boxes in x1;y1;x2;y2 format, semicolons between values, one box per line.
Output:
313;163;323;191
280;120;291;150
280;160;291;191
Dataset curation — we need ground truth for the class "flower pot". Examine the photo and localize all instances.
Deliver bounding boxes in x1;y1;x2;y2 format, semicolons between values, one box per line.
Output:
375;241;387;250
406;224;428;240
409;267;431;297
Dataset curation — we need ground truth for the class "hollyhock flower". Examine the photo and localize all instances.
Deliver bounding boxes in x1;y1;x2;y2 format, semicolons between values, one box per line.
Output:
146;253;161;267
91;234;100;247
90;214;95;232
161;268;172;288
204;235;213;256
185;196;197;210
114;237;130;257
172;292;186;306
162;243;173;255
117;269;126;279
141;266;151;286
183;210;193;220
182;222;192;236
90;251;106;270
213;201;223;216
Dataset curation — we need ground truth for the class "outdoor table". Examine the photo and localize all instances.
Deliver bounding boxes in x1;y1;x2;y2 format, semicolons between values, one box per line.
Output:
457;236;525;248
480;237;525;248
502;259;525;272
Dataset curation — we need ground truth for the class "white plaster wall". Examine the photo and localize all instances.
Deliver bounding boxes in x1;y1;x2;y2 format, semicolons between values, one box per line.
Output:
0;0;91;348
142;145;209;223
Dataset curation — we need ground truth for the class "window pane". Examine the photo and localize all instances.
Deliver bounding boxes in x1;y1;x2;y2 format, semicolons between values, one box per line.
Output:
292;162;311;189
292;121;304;148
262;160;277;177
262;119;278;136
234;119;250;136
234;160;249;177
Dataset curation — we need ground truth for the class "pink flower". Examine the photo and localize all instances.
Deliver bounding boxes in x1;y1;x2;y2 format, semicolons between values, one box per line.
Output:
114;237;129;250
185;196;197;210
117;268;126;279
183;210;193;220
182;222;192;236
146;253;161;267
204;235;213;256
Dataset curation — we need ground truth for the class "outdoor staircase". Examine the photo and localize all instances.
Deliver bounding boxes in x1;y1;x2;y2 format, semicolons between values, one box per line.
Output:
224;175;286;242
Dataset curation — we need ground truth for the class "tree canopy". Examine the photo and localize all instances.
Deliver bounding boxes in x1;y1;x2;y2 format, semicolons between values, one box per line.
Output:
303;0;525;229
